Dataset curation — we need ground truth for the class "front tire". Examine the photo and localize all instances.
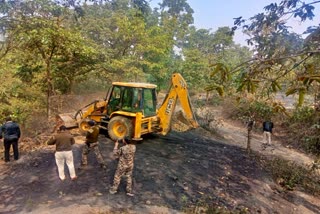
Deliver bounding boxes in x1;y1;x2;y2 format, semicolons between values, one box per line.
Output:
108;116;133;141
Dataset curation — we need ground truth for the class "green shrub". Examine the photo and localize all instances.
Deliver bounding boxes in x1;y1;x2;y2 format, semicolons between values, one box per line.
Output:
264;157;320;194
230;98;274;123
303;136;320;156
285;106;320;155
290;106;315;124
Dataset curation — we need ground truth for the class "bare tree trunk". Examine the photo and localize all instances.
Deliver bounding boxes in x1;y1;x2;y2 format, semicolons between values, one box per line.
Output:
246;118;254;154
47;88;50;118
247;129;252;154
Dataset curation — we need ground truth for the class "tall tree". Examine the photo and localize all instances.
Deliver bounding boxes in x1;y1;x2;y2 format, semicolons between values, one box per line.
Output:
182;26;252;93
79;2;173;84
158;0;194;48
0;0;102;116
213;0;320;105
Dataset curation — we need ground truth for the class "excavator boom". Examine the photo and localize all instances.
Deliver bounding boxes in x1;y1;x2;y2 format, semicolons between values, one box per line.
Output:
157;73;199;135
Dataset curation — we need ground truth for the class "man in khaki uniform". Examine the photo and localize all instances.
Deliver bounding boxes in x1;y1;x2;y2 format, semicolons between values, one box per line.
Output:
81;120;106;168
109;137;136;196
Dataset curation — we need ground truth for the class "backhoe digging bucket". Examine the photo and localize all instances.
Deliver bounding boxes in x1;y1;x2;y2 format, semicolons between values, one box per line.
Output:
58;113;78;129
171;110;197;132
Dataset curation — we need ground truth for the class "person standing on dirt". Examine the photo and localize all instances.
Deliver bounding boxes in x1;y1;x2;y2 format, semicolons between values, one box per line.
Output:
0;116;21;162
46;125;77;181
263;120;274;145
81;120;106;169
109;137;136;197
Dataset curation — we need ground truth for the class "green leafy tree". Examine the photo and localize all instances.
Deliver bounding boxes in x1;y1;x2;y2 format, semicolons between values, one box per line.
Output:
229;0;320;105
158;0;194;48
0;0;102;116
80;2;173;85
221;0;320;155
182;26;252;93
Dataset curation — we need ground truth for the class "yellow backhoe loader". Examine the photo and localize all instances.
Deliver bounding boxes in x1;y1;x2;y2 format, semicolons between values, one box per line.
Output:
60;73;199;141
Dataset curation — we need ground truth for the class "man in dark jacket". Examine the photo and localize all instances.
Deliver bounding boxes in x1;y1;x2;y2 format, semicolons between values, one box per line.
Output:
0;116;21;162
47;125;77;181
81;120;106;169
263;120;274;145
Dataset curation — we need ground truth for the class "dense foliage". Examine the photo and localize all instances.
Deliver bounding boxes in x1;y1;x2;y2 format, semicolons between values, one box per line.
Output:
0;0;320;156
228;0;320;155
0;0;250;122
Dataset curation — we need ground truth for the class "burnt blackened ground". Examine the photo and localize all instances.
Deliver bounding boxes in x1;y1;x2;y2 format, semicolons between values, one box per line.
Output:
0;128;319;214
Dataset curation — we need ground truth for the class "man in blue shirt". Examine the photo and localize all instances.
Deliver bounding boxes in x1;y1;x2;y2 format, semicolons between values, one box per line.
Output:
263;120;274;145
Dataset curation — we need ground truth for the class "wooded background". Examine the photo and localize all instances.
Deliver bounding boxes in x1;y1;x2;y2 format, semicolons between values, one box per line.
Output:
0;0;319;155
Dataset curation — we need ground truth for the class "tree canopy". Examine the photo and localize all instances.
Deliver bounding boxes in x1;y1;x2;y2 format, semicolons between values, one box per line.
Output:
209;0;320;107
0;0;319;124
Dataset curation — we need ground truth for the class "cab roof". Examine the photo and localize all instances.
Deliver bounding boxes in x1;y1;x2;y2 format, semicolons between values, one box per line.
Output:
112;82;157;89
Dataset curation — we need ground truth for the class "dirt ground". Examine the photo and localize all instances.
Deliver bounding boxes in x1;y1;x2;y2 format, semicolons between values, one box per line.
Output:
1;106;320;214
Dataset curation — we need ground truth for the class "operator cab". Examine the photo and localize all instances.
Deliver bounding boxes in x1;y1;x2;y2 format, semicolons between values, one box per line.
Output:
106;82;157;117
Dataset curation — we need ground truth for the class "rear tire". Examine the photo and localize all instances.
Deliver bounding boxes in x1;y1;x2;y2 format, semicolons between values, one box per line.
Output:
108;116;133;141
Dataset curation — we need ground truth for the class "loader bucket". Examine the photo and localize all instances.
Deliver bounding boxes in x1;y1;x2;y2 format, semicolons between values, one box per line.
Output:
58;113;78;129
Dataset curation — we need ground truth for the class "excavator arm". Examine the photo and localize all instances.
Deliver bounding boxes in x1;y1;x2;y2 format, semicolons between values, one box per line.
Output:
157;73;199;135
74;99;107;121
59;99;107;130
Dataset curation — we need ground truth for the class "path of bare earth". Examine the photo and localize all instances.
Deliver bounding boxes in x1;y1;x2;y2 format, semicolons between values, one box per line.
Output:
214;113;315;167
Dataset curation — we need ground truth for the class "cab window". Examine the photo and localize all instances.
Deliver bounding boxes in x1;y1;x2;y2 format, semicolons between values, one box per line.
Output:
143;89;156;117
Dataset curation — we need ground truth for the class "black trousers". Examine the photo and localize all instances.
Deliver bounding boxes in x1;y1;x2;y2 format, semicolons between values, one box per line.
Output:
4;138;19;162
